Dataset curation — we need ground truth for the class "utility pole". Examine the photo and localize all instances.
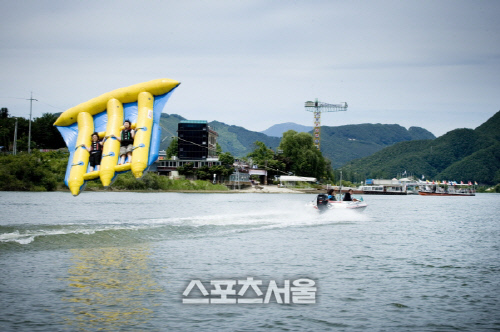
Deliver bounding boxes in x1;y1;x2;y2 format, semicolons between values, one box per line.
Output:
13;118;18;155
27;92;38;154
339;169;343;200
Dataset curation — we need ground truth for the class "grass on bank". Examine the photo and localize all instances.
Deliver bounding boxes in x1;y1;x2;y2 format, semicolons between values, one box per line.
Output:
86;172;229;191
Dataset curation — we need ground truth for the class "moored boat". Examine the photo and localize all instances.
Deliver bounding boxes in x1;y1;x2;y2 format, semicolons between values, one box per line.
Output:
418;183;475;196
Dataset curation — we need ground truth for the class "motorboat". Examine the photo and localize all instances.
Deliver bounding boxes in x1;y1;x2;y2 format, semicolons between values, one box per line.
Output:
309;193;368;213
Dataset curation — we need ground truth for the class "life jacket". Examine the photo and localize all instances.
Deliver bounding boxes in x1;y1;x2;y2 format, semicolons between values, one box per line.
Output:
121;129;133;146
90;141;102;153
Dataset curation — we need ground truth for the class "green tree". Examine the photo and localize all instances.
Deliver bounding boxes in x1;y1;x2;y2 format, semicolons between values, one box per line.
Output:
1;108;8;119
177;162;195;177
324;159;335;182
15;136;37;152
32;113;66;149
218;151;234;166
216;142;223;155
195;165;211;180
0;126;10;151
166;138;178;158
0;114;27;152
0;112;65;152
278;130;327;180
246;141;286;179
210;164;233;183
247;141;274;165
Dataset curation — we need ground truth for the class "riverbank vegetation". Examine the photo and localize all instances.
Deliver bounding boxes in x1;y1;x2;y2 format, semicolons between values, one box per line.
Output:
0;150;66;191
0;151;228;192
86;172;228;191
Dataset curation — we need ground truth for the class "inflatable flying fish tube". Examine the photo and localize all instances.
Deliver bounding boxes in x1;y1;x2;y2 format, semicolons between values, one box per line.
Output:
67;112;93;195
132;92;155;178
99;98;123;187
54;78;180;196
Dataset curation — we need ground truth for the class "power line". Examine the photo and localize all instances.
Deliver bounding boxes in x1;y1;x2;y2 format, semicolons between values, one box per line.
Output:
37;100;66;111
0;96;27;100
160;124;176;142
1;95;66;119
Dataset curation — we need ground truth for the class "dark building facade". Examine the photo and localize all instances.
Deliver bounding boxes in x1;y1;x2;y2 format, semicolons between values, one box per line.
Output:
177;120;218;160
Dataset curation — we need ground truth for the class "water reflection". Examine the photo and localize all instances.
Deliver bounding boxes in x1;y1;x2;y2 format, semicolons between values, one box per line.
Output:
63;245;162;330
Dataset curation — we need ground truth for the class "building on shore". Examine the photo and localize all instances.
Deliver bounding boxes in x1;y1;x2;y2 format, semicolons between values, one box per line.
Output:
177;120;218;160
151;120;221;178
279;175;317;187
227;160;270;189
152;151;222;178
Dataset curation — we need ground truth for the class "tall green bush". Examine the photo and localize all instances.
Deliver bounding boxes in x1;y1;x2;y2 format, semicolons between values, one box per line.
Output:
0;151;66;191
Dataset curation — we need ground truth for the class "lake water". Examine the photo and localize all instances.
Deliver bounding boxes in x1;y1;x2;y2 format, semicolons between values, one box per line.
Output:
1;191;499;331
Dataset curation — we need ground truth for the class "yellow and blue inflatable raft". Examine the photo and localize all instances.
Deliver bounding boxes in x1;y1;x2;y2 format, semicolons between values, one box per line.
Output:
54;78;180;196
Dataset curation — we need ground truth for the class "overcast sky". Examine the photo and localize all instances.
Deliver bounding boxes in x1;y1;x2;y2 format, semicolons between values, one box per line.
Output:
1;0;499;137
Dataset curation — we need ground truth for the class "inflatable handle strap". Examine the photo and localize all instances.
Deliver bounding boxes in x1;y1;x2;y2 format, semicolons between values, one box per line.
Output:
103;152;115;157
71;161;84;167
75;144;86;151
135;126;147;132
132;143;145;151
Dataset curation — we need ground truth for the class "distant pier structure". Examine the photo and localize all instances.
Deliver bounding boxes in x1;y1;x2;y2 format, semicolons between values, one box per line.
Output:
305;99;347;150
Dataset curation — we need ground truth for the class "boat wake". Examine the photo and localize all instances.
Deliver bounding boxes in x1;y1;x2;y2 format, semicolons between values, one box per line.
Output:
0;204;369;249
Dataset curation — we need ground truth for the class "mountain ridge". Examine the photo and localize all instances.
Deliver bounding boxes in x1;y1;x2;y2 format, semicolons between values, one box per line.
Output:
158;114;436;168
260;122;313;137
341;110;500;184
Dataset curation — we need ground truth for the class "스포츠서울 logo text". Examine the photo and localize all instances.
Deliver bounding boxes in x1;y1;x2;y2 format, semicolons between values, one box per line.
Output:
182;277;316;304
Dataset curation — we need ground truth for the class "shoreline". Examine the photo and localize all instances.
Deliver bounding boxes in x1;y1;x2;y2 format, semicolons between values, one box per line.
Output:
1;185;313;194
82;185;309;194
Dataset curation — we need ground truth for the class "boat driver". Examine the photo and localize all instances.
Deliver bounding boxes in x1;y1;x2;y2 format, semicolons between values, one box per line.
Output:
343;189;359;202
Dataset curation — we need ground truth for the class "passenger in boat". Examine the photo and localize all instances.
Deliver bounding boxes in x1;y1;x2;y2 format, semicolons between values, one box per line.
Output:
85;132;104;171
117;120;135;165
343;189;359;202
327;189;336;201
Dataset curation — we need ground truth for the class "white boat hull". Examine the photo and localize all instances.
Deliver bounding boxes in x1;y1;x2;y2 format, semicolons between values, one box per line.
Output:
326;201;368;209
308;200;368;212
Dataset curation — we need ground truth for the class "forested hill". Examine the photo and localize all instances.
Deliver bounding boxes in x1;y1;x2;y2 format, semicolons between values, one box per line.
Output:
475;110;500;141
158;113;186;151
341;110;500;185
319;123;435;168
158;114;281;156
158;115;434;161
209;121;281;157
